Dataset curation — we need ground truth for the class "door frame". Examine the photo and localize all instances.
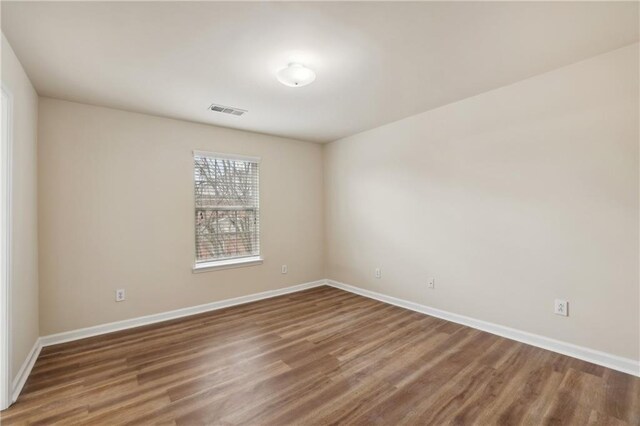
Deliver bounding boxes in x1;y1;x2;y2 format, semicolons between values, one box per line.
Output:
0;83;13;411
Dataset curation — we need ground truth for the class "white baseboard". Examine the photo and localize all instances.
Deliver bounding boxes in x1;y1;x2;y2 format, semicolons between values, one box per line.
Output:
327;280;640;377
11;338;42;403
40;279;327;348
12;277;638;407
8;279;325;404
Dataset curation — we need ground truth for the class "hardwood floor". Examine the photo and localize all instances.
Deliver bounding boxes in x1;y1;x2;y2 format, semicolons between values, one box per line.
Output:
1;286;638;425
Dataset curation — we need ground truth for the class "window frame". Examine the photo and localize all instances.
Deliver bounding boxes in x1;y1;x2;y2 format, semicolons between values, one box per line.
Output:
192;150;262;273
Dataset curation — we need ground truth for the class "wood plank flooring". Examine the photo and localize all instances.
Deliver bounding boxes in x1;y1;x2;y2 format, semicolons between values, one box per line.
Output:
1;286;638;425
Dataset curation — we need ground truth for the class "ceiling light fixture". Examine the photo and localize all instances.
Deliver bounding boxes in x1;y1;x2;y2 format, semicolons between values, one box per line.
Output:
276;63;316;87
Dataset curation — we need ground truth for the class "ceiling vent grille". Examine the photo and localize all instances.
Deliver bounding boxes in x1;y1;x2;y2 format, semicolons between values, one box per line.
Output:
209;103;247;116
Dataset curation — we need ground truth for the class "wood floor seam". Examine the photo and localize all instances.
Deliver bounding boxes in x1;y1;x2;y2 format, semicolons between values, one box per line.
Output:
1;286;638;425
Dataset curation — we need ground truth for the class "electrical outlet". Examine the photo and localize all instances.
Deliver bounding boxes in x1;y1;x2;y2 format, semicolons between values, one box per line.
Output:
428;278;435;289
281;265;288;274
115;289;125;302
554;299;568;316
375;268;381;279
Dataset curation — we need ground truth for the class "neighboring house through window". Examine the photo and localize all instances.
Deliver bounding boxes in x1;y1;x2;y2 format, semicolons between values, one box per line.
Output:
193;151;261;271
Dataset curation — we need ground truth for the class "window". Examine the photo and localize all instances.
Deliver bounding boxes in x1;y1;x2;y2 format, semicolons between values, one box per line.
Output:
193;151;261;271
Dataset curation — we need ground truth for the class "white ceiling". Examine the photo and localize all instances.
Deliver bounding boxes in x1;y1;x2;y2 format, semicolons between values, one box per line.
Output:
2;2;638;143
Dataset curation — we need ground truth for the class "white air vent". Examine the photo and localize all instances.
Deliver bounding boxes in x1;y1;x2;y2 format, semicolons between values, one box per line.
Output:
209;103;247;116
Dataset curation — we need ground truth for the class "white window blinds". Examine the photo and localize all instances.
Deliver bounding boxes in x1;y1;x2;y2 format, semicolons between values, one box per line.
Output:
194;152;260;265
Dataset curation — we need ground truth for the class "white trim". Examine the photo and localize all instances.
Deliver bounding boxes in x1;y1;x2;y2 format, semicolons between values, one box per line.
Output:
11;280;323;402
10;339;40;403
0;84;13;411
192;150;262;270
39;280;326;347
193;150;261;163
326;280;640;377
7;277;635;404
193;256;263;273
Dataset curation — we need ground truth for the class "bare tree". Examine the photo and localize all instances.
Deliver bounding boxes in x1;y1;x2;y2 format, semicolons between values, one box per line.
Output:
194;158;259;262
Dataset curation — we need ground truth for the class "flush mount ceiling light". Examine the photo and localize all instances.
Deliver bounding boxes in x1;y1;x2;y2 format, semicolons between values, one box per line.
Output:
276;63;316;87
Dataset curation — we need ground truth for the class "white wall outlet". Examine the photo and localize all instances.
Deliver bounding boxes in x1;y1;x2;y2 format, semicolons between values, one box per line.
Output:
281;264;288;274
554;299;568;316
375;268;381;279
428;278;435;289
115;289;125;302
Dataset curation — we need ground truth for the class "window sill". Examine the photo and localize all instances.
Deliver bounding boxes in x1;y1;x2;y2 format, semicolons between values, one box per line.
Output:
192;256;263;273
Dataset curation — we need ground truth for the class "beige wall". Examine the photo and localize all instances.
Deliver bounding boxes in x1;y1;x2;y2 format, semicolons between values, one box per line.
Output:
38;99;324;335
21;41;640;364
1;34;39;383
324;44;639;360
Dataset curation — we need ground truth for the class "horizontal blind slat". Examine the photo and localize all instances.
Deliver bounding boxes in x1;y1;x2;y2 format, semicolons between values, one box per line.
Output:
193;154;260;263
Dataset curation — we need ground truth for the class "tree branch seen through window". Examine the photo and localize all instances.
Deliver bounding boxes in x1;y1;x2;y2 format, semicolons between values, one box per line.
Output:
194;154;259;264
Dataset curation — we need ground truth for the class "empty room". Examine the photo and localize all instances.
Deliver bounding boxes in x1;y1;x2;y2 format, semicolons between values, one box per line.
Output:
0;1;638;424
